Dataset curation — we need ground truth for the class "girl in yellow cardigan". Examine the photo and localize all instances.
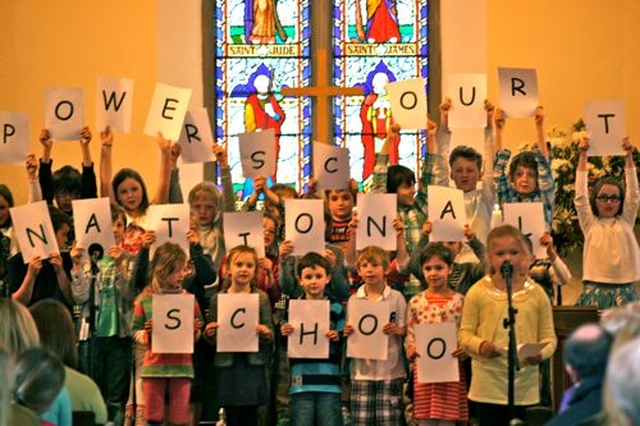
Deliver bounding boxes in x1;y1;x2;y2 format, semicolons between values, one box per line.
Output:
458;224;557;426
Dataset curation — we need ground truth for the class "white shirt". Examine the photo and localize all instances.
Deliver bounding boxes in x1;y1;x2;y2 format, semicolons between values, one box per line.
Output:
348;285;407;381
575;168;640;283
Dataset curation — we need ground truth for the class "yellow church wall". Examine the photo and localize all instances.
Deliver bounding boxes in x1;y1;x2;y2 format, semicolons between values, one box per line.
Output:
0;1;159;205
1;0;640;205
486;0;640;147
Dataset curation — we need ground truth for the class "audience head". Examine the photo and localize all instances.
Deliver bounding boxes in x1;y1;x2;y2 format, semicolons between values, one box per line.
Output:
29;299;78;369
0;345;13;426
51;165;82;214
564;322;612;383
449;145;483;192
604;335;640;425
0;299;40;356
590;176;625;219
188;181;222;227
0;185;14;228
112;168;149;215
486;224;533;277
386;165;415;206
508;151;539;195
13;348;65;415
150;242;189;294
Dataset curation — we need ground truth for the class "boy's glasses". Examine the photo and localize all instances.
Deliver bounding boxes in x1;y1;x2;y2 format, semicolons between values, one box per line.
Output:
596;195;621;203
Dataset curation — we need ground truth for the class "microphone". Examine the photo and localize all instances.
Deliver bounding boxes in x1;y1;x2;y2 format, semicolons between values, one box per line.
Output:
500;260;513;280
88;243;104;262
87;243;104;274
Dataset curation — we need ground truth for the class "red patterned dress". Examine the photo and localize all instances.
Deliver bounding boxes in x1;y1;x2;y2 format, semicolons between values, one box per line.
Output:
406;291;469;422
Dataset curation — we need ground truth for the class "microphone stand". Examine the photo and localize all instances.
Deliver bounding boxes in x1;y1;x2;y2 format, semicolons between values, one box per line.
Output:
501;260;520;422
86;250;100;378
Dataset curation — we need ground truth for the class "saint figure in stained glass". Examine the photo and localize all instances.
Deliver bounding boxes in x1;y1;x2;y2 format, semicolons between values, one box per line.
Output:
238;65;286;179
355;0;401;43
359;62;399;180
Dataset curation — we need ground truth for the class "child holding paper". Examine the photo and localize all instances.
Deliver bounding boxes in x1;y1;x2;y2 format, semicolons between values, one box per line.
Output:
406;242;468;425
435;98;495;261
185;144;236;271
204;245;273;426
303;177;359;257
406;222;486;296
69;203;135;424
280;252;345;426
574;136;640;309
38;126;98;248
128;224;217;426
100;126;172;255
458;225;556;426
343;245;407;426
493;107;555;230
7;206;74;307
218;214;281;308
131;242;203;426
370;119;438;298
1;155;42;267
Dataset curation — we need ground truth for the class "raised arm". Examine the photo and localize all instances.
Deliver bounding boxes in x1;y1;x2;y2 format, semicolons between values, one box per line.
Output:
168;143;184;204
577;135;589;172
80;126;93;167
151;132;172;205
433;99;451;186
213;144;237;212
100;127;115;203
80;126;98;199
534;106;549;160
415;118;438;199
624;137;635;169
574;135;594;231
9;256;42;305
494;108;505;152
38;129;54;204
25;154;42;202
622;137;640;224
483;100;496;178
371;124;400;193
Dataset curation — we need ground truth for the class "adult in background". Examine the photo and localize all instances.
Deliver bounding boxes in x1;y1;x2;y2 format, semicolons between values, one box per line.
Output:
545;323;612;426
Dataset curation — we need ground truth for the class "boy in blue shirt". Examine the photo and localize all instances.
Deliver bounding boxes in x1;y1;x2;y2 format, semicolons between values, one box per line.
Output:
281;252;345;426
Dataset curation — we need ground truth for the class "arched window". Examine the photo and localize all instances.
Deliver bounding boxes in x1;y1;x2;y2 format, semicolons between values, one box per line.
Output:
213;0;431;197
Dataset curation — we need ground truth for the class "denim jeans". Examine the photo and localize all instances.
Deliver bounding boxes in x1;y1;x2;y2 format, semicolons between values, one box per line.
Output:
290;392;343;426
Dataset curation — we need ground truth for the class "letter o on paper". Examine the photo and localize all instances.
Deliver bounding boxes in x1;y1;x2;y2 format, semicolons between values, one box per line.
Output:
358;314;378;336
426;337;446;360
400;92;418;110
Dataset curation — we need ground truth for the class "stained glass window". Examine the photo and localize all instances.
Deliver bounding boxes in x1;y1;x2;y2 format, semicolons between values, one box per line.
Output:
333;0;429;183
213;0;428;195
214;0;311;195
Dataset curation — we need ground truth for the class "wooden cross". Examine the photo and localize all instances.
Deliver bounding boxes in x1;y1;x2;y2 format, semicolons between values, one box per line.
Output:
281;48;364;144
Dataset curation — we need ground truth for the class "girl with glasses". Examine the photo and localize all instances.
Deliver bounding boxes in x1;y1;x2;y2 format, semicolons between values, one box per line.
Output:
575;136;640;309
